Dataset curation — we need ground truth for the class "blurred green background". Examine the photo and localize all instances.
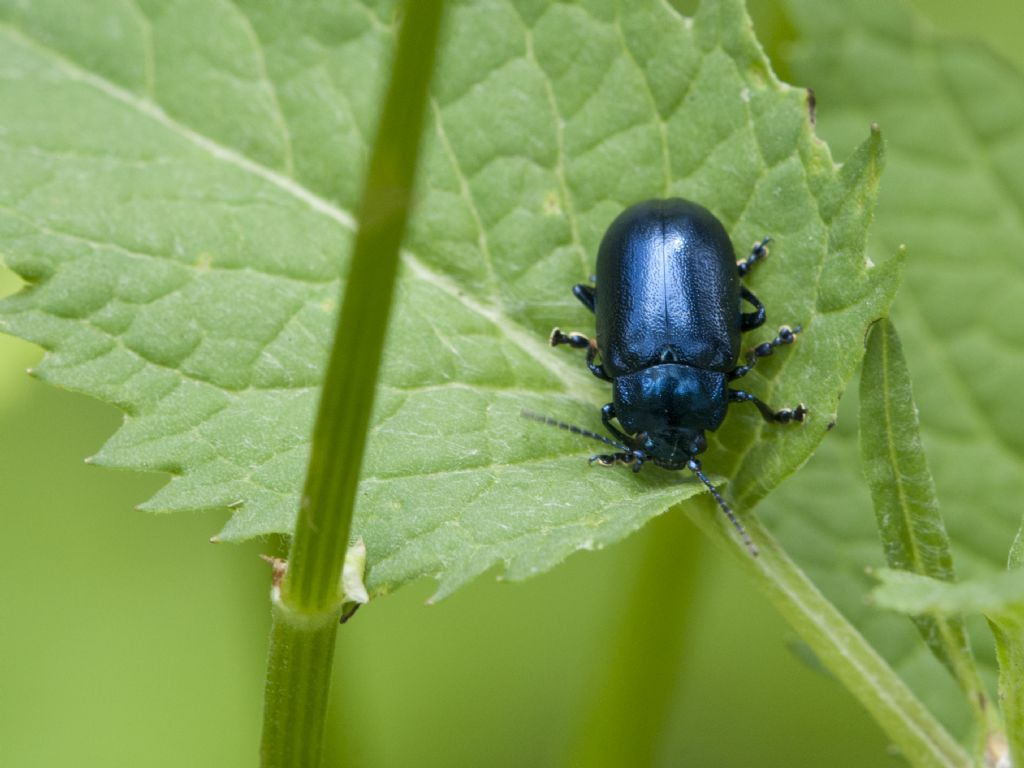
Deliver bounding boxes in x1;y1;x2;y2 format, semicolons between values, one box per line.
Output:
1;1;1020;766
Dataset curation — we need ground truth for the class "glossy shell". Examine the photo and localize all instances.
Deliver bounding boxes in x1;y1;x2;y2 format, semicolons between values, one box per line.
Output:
594;198;741;376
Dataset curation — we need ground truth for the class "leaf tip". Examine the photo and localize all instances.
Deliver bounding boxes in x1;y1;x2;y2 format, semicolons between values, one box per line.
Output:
842;123;886;187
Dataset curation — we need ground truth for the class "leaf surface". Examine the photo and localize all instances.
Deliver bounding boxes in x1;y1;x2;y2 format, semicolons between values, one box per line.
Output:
0;0;894;598
872;568;1024;621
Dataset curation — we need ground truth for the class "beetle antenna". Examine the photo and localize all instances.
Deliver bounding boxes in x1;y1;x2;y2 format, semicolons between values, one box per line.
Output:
520;409;631;452
687;460;759;557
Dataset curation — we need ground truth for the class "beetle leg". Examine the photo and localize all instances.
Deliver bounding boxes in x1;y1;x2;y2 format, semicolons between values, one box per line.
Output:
550;328;611;381
550;327;589;349
572;283;597;313
729;324;801;380
588;451;644;472
737;237;771;277
729;389;807;424
740;286;766;331
600;403;631;444
585;343;612;381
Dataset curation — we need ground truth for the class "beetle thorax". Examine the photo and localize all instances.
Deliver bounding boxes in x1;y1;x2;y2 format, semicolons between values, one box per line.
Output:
612;363;728;466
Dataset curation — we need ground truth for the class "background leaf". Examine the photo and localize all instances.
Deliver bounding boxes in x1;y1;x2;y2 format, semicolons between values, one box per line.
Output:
0;0;895;599
861;318;993;746
757;0;1024;741
860;320;981;685
872;568;1024;621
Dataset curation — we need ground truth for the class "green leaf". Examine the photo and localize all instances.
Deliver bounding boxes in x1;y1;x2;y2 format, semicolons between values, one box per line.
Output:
872;568;1024;622
0;266;37;406
0;0;895;599
759;0;1024;742
1011;518;1024;569
860;319;990;724
860;319;956;588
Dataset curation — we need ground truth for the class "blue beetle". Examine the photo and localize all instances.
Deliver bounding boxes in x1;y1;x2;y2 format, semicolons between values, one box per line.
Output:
530;198;806;553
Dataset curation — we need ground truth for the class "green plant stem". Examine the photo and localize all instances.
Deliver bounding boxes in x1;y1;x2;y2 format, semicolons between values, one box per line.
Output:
282;0;446;615
259;1;446;765
996;528;1024;768
571;511;707;767
261;600;339;768
990;618;1023;768
685;502;971;768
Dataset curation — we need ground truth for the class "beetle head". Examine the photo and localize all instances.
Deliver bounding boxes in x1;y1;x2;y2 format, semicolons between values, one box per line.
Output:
639;429;707;470
520;409;758;557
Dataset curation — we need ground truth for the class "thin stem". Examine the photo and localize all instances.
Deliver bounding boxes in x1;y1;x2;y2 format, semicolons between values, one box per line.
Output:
283;0;446;614
685;502;971;768
991;618;1023;768
262;597;340;767
259;2;447;766
997;526;1024;768
570;511;707;767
